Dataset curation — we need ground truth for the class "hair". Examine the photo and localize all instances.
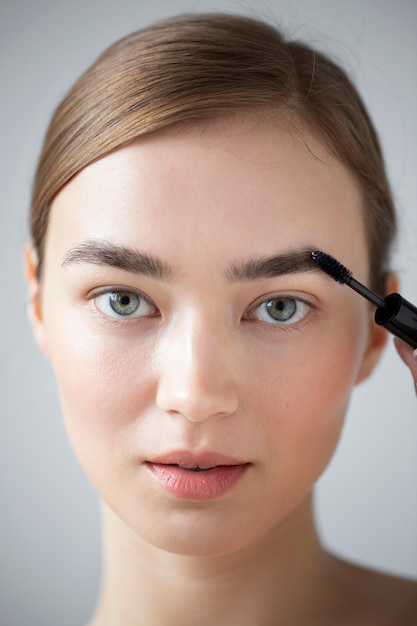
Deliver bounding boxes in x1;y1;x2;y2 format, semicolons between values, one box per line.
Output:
31;12;396;291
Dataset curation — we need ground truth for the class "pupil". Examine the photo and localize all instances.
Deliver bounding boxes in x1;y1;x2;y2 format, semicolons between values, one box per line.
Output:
120;295;131;306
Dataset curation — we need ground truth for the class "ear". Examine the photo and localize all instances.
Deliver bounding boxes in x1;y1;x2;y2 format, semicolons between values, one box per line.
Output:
24;244;48;355
354;273;399;385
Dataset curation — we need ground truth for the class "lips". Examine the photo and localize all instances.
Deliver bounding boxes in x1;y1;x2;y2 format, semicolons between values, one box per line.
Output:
144;451;250;500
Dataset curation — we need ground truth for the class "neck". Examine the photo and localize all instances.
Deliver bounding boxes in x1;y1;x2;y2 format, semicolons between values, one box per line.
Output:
90;494;330;626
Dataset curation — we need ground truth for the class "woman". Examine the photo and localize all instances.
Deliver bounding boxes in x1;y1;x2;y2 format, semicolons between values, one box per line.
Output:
25;13;417;625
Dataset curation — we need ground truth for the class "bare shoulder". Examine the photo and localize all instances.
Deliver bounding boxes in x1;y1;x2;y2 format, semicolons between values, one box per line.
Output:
322;552;417;625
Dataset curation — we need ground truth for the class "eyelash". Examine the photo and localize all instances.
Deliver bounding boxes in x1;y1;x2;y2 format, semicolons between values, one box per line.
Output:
88;288;316;331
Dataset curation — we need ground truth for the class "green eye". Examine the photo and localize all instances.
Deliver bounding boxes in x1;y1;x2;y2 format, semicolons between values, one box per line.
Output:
249;296;310;326
95;290;156;319
109;291;140;316
265;298;297;322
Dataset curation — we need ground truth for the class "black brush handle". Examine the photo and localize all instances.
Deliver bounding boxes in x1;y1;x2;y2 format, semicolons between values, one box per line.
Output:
375;294;417;349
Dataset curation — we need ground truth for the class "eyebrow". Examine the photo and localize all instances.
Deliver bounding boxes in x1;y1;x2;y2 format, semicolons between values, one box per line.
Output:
62;240;173;281
225;247;320;282
62;240;319;282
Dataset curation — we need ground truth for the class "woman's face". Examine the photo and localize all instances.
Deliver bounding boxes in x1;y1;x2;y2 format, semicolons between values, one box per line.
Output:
29;119;386;556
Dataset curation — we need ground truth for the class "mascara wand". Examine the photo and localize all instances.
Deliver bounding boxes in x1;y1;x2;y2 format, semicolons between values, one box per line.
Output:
311;250;417;349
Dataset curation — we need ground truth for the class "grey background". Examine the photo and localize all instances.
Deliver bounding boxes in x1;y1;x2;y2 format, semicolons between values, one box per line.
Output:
1;0;416;624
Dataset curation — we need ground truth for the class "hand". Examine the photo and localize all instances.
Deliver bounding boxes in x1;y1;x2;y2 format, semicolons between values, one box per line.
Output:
394;338;417;395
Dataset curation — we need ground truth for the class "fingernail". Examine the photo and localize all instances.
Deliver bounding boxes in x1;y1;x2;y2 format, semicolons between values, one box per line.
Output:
413;348;417;360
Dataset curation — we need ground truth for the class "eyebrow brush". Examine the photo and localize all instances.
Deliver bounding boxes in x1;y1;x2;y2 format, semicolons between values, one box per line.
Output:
311;250;417;349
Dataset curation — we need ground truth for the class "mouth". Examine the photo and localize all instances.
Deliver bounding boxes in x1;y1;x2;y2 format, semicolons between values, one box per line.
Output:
144;451;250;500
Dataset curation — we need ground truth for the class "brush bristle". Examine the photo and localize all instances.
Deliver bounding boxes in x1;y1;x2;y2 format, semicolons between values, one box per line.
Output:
311;250;352;284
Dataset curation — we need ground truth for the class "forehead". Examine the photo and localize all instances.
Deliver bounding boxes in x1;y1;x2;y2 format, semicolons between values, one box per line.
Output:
47;118;368;276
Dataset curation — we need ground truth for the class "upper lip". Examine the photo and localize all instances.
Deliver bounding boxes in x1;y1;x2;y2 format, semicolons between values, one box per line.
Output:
146;450;249;468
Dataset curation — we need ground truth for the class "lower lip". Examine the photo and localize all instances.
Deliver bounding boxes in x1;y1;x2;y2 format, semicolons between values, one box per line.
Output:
145;463;249;500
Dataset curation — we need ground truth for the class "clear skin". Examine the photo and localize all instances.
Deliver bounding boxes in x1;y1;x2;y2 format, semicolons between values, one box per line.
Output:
26;118;417;625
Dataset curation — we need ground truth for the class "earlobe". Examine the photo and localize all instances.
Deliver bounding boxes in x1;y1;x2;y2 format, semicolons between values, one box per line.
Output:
354;273;399;385
24;244;48;355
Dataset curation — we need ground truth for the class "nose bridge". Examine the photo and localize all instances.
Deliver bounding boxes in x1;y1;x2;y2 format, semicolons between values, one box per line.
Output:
156;311;238;422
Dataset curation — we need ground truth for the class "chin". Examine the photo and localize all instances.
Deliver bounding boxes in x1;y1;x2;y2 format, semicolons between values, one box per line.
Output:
130;507;259;558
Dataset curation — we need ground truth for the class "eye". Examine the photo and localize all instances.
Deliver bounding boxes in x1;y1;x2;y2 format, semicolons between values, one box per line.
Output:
248;296;311;325
94;290;156;319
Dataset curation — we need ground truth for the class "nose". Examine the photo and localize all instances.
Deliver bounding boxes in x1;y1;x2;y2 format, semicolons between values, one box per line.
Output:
155;317;239;423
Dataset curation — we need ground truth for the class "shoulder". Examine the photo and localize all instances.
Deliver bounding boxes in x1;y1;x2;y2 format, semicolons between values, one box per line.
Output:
323;553;417;625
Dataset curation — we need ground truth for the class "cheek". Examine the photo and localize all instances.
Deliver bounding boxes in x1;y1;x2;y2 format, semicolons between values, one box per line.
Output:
45;315;156;477
255;302;369;419
252;345;352;472
246;315;369;509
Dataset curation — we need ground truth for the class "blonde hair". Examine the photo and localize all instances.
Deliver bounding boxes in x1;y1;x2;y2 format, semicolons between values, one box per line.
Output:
31;13;396;289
